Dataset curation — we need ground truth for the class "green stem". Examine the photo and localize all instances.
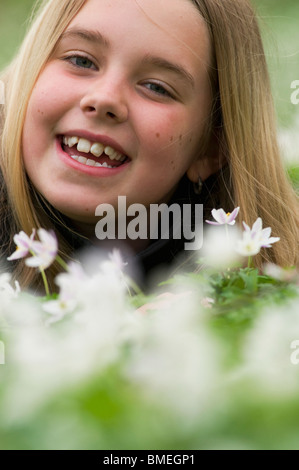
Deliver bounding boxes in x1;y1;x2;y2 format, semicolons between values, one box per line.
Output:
40;268;50;297
124;275;143;297
56;255;69;271
248;256;253;269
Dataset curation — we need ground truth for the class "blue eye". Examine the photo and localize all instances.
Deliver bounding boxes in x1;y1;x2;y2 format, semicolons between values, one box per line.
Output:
144;82;171;97
66;55;96;69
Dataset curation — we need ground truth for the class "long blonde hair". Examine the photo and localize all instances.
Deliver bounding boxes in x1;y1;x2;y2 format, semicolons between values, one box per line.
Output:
0;0;298;290
192;0;299;268
0;0;86;289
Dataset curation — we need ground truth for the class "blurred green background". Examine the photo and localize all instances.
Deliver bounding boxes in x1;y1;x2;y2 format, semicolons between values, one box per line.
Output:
0;0;299;160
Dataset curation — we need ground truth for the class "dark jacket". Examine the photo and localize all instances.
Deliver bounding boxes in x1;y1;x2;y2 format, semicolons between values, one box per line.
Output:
0;169;229;290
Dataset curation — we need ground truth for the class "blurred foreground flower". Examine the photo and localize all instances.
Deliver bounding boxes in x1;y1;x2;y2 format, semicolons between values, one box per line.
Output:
0;217;299;449
0;273;20;299
127;291;222;418
42;298;78;325
201;225;242;268
7;230;35;261
108;248;128;273
137;291;192;314
235;230;263;257
263;263;298;283
7;228;62;296
7;228;58;271
25;229;58;270
243;300;299;395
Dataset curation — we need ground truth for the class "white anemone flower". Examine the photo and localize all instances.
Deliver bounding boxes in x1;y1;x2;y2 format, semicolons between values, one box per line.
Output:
108;248;128;271
0;273;21;312
235;231;263;257
0;273;21;299
101;248;128;279
201;225;242;268
263;263;298;283
7;230;35;261
55;261;87;298
242;300;299;395
243;217;280;248
25;229;58;270
43;298;78;325
236;218;280;257
127;292;222;419
41;261;86;324
206;207;240;226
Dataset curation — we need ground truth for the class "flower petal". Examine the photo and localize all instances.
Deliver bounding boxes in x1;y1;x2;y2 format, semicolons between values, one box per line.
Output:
7;249;28;261
252;217;263;234
211;208;227;224
205;220;222;226
261;237;280;248
227;207;240;224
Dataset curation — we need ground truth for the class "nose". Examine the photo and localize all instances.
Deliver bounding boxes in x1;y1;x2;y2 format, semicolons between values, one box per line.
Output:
80;74;129;123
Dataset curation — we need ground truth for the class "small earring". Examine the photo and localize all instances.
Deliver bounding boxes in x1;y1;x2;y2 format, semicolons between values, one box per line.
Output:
193;176;203;195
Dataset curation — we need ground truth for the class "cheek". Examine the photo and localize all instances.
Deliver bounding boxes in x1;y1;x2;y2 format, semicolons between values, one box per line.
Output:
146;103;203;143
22;97;49;161
138;109;189;156
147;113;203;172
27;88;63;126
25;64;76;129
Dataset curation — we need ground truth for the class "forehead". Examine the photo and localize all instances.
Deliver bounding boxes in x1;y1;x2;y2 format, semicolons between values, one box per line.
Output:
65;0;211;72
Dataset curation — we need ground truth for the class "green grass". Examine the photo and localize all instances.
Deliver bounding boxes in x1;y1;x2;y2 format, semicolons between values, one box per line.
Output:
0;0;36;70
288;166;299;192
253;0;299;127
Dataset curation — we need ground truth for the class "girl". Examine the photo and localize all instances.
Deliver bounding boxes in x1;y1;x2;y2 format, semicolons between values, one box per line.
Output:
0;0;298;291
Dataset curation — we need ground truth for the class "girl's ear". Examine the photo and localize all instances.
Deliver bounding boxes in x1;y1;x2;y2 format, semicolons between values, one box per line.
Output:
186;133;227;183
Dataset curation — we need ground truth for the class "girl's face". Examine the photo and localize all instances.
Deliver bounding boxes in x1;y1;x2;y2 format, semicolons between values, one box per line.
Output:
22;0;212;227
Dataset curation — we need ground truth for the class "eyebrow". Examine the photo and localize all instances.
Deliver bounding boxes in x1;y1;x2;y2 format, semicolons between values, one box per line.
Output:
58;28;195;88
59;27;110;48
140;55;195;89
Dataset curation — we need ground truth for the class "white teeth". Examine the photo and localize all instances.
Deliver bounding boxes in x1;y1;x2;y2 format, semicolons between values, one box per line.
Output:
78;156;88;164
95;162;113;168
71;155;113;168
68;136;79;147
77;138;91;153
63;135;126;162
104;146;115;157
90;143;104;157
104;146;124;161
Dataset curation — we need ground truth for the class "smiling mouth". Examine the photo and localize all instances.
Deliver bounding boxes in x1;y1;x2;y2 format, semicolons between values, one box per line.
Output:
59;135;129;168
